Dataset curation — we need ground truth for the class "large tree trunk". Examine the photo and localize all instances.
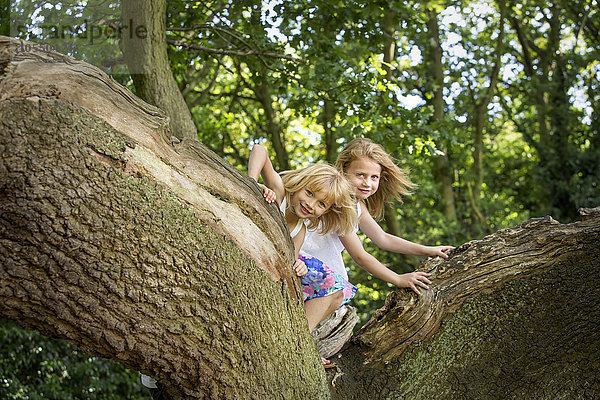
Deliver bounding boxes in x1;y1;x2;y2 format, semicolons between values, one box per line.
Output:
425;8;457;222
253;78;290;170
0;36;329;399
121;0;198;141
508;4;586;221
320;99;338;165
468;2;504;235
2;37;599;400
328;209;600;399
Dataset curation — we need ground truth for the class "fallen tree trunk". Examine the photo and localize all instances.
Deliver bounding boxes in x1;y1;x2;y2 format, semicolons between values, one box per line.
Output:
329;209;600;399
0;36;330;399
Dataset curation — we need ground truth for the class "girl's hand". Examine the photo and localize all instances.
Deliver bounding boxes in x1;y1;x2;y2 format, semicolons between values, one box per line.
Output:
395;271;432;295
258;183;277;204
426;245;455;259
293;259;308;277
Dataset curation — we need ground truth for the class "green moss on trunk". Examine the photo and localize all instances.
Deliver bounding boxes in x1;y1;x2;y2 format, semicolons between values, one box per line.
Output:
1;97;330;399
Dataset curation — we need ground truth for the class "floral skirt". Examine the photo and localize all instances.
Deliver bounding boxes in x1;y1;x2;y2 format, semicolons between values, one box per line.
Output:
300;255;357;306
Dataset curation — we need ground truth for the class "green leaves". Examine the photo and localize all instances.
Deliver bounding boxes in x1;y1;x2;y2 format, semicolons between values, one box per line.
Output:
0;320;145;400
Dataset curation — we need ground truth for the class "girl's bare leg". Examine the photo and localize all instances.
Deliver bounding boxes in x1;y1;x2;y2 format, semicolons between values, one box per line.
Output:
304;291;344;333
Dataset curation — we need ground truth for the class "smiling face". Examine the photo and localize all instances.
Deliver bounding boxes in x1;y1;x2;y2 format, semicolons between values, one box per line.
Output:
345;157;382;201
288;187;331;220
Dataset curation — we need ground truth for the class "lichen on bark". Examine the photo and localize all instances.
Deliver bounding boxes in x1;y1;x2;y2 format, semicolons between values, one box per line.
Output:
329;213;600;400
0;41;330;397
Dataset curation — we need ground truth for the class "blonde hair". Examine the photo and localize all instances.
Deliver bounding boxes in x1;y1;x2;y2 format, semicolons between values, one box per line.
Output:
281;164;357;236
336;138;416;220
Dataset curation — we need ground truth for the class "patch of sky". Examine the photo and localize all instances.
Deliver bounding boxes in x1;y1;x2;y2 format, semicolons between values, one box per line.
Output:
262;0;286;42
449;81;462;102
394;41;425;109
336;30;345;46
289;125;321;147
500;54;522;81
568;85;593;125
26;6;44;36
398;45;422;66
488;102;503;118
394;87;425;110
471;1;496;17
440;6;466;27
443;87;454;105
442;32;469;59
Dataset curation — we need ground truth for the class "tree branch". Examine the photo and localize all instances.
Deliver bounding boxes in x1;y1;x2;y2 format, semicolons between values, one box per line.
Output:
166;39;308;63
330;208;600;399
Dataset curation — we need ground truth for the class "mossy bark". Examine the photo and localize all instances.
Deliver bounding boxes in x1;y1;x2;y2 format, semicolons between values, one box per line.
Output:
328;213;600;399
0;36;329;399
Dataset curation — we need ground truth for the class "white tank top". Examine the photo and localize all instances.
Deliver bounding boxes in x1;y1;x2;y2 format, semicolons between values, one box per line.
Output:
279;197;304;238
299;203;361;280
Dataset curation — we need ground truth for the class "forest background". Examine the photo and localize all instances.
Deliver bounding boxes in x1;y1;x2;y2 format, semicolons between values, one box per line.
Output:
1;0;598;398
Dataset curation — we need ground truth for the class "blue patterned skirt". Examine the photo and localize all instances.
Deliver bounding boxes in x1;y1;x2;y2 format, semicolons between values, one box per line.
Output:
300;254;357;306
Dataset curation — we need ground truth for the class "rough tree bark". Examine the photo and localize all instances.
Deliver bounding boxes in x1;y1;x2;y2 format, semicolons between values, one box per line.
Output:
2;37;599;400
329;210;600;399
0;36;329;399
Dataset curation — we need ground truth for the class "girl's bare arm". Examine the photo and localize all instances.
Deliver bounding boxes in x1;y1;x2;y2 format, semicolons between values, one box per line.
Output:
358;203;453;258
340;232;431;295
248;144;285;203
